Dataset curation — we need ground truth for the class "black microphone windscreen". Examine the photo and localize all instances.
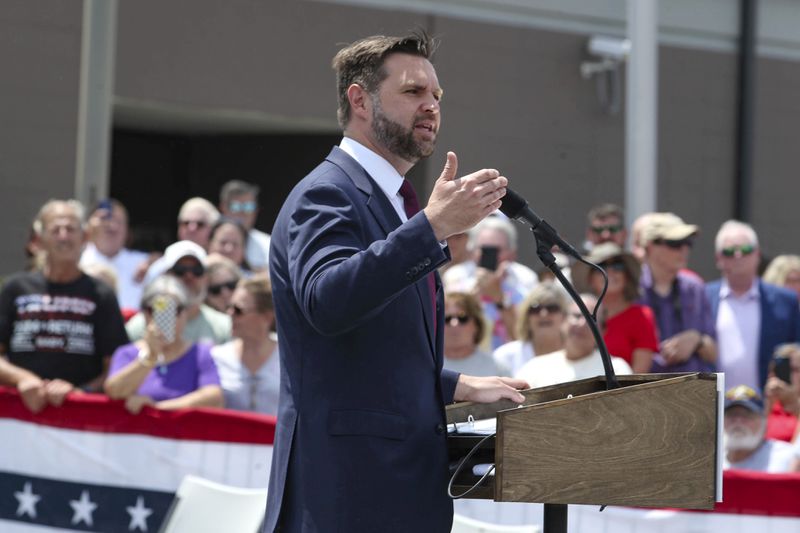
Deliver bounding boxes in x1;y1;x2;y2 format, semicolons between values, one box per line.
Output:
499;188;528;220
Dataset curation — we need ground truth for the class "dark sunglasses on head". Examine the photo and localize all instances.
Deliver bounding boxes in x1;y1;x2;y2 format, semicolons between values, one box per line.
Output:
170;263;205;277
653;238;693;249
528;303;562;315
599;259;627;272
721;244;756;258
178;219;208;228
444;314;470;325
590;224;623;234
208;280;238;295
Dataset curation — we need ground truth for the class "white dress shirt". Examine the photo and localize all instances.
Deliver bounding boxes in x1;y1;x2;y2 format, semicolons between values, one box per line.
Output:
716;279;761;392
339;137;408;222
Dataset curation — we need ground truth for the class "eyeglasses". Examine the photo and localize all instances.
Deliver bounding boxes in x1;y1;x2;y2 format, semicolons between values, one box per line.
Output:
599;259;627;272
170;263;205;277
653;238;693;249
590;224;623;234
229;201;257;214
208;280;238;295
721;244;756;258
444;314;470;326
528;304;562;316
228;304;254;317
178;219;208;228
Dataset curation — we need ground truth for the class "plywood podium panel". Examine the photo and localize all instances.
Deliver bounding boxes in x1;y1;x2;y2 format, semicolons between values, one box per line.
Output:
446;373;719;510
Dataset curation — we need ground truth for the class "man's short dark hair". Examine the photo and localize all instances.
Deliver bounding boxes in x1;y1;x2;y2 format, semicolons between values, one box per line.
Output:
332;31;437;128
220;180;260;206
587;203;624;224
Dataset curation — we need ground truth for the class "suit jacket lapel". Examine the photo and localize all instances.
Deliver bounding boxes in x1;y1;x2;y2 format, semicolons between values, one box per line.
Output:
326;147;437;358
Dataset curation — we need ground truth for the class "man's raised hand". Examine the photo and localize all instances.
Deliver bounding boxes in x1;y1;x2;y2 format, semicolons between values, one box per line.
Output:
423;152;507;241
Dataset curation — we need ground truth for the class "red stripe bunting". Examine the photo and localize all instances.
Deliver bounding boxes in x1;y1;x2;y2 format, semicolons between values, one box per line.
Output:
0;387;275;445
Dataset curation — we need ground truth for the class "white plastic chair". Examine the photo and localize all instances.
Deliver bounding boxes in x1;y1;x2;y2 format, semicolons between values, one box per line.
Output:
158;475;268;533
451;513;541;533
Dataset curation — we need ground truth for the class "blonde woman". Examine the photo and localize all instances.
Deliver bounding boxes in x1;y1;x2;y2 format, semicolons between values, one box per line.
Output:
763;255;800;300
492;282;568;375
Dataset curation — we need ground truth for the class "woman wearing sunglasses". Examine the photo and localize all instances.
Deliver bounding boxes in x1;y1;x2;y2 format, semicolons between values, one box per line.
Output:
492;282;568;375
573;243;659;373
104;275;223;414
204;254;242;313
443;292;510;377
211;274;280;415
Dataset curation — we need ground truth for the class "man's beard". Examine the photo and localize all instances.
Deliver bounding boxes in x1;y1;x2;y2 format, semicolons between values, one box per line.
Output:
371;95;435;163
725;419;766;452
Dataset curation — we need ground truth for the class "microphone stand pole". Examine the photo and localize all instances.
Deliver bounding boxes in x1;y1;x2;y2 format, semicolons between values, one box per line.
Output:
528;228;620;533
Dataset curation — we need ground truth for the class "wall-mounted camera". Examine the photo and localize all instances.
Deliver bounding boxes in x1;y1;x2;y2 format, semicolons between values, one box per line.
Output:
580;35;631;114
587;36;631;61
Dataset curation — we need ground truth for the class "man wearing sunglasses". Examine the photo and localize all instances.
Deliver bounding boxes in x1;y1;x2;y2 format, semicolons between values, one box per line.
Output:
584;203;627;252
126;241;231;346
639;212;718;374
706;221;800;393
219;180;271;272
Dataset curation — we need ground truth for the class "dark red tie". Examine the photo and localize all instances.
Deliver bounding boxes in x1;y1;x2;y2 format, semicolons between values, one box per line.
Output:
399;179;437;337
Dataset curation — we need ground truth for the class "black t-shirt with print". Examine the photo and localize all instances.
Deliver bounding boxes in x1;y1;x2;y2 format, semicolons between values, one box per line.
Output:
0;271;129;386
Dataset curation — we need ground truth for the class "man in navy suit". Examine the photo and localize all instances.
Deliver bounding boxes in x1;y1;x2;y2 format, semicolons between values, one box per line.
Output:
264;33;529;532
706;220;800;393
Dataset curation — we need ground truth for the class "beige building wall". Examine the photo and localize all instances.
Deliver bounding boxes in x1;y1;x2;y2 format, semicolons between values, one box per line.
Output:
1;0;799;280
0;1;83;276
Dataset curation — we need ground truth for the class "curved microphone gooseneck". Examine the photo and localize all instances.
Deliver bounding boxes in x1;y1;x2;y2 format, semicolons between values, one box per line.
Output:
499;188;619;390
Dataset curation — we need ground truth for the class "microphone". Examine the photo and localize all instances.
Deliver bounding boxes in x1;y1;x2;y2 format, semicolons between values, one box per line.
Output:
499;188;582;260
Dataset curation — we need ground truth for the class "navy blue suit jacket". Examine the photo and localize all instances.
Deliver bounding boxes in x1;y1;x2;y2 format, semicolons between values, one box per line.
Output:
705;278;800;389
264;147;460;532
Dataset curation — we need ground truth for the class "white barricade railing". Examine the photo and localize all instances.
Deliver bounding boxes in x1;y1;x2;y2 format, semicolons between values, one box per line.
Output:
0;387;274;532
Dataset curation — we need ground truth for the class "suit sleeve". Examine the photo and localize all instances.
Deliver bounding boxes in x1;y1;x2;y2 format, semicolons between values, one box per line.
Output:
440;368;460;404
288;182;448;336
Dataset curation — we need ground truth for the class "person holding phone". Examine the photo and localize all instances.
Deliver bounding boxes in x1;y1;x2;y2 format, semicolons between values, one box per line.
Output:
80;198;151;310
443;216;538;349
104;275;223;414
764;343;800;442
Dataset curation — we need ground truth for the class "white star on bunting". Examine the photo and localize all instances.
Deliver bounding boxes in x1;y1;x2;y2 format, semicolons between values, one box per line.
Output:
70;490;98;526
14;481;41;518
126;495;153;531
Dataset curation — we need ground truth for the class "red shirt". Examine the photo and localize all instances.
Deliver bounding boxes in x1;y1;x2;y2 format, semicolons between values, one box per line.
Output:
603;304;660;367
766;400;798;442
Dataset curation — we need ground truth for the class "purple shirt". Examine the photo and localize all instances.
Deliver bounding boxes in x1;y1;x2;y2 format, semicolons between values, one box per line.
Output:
639;266;716;373
109;342;221;401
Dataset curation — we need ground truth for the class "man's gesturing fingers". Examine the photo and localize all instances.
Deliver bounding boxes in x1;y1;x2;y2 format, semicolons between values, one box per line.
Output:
437;151;458;183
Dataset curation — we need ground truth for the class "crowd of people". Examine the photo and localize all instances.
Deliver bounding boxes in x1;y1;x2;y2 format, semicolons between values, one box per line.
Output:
1;180;800;474
0;181;279;419
439;203;800;473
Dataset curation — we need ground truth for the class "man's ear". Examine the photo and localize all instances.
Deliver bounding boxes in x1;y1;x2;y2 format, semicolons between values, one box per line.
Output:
347;84;371;122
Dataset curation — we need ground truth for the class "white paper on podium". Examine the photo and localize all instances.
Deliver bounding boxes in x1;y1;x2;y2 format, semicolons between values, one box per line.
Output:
448;417;497;435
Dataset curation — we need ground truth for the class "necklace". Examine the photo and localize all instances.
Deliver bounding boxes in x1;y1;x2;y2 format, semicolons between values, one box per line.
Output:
157;353;168;375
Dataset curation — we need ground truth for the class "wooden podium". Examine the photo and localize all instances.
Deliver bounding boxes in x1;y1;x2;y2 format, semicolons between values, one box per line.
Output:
446;372;720;510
